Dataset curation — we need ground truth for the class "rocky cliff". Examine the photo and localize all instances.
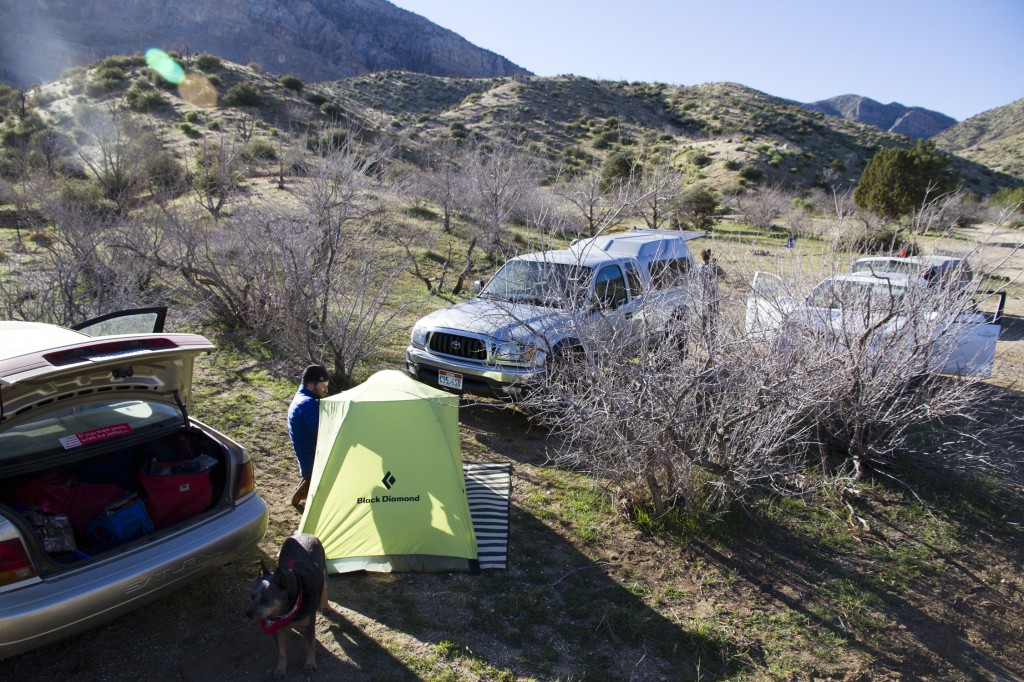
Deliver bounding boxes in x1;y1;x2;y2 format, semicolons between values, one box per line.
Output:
0;0;530;87
804;94;956;139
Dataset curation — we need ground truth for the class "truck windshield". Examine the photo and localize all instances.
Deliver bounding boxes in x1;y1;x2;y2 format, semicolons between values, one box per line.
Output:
480;260;592;308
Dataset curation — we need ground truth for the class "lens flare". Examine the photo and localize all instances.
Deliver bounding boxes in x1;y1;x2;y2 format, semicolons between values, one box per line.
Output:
144;48;184;85
178;74;219;108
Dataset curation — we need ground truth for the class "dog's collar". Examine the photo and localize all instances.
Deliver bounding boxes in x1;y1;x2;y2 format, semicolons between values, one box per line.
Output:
260;590;303;634
259;560;304;634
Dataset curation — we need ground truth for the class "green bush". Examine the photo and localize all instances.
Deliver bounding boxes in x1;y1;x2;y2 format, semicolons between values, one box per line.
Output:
320;101;345;119
685;149;711;167
84;81;113;97
738;164;763;182
307;128;347;152
600;153;635;191
448;121;467;141
184;110;202;124
222;82;263;108
992;186;1024;208
244;138;276;161
178;122;202;138
194;54;222;72
278;75;304;92
97;54;145;70
306;92;328;106
146;151;186;191
125;84;170;112
94;65;127;83
87;66;128;95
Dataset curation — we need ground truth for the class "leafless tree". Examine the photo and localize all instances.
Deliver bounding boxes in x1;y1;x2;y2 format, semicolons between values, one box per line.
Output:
398;230;478;297
414;139;468;233
71;101;161;214
236;109;257;142
734;183;791;230
116;201;283;332
554;162;635;239
190;133;247;220
632;162;683;230
259;131;416;388
0;200;163;325
460;140;541;259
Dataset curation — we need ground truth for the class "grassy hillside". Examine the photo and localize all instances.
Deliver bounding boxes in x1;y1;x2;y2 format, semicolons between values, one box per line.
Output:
933;98;1024;184
13;56;1020;199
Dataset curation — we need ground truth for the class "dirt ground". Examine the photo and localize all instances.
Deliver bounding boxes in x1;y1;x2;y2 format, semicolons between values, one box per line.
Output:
3;226;1023;681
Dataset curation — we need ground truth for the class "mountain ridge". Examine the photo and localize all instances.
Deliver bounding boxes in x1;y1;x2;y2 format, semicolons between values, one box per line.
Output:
0;0;530;87
803;94;956;139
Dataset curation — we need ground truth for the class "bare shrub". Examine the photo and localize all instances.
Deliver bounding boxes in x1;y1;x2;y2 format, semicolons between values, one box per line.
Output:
554;161;635;240
632;162;683;230
459;140;541;259
190;133;247;220
412;139;470;233
249;133;415;388
733;183;791;230
520;249;1019;516
0;200;164;325
69;101;163;214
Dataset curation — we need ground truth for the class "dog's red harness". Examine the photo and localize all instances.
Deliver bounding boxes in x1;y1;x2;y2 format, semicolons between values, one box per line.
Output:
259;560;304;634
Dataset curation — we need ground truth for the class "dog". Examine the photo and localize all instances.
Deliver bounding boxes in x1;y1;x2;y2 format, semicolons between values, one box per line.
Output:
245;533;328;678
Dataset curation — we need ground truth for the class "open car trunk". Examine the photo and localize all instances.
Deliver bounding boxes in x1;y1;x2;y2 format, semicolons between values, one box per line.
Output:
1;426;231;574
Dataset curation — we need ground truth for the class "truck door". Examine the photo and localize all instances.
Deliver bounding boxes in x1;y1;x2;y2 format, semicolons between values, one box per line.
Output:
589;264;633;349
930;291;1004;378
745;272;795;337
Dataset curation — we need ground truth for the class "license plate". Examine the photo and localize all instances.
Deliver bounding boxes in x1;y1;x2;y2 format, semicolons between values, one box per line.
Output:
438;370;463;390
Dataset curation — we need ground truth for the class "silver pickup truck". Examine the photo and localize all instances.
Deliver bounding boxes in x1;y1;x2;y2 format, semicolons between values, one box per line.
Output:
406;228;704;398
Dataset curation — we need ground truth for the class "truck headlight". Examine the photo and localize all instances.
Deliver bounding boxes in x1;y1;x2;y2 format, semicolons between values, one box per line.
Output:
411;325;429;348
493;341;537;363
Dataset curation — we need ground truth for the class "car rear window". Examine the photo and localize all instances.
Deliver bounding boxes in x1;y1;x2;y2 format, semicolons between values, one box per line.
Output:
0;399;181;460
808;280;906;311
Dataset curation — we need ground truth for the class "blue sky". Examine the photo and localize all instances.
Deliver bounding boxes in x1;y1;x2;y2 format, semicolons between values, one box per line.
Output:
388;0;1023;122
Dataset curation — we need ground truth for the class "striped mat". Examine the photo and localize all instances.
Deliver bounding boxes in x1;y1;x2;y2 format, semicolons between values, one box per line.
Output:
463;462;511;570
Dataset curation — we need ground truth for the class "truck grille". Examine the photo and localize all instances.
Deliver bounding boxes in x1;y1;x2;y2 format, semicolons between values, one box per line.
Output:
429;332;486;360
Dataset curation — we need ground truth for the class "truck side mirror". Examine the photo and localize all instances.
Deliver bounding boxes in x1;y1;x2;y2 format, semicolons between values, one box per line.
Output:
473;280;483;293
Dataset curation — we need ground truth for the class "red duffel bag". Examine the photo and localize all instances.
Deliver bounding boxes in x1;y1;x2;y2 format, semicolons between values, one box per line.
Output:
9;474;126;543
138;455;215;529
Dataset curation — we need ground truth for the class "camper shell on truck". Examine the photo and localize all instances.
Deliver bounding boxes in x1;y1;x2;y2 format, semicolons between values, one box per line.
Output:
406;228;704;398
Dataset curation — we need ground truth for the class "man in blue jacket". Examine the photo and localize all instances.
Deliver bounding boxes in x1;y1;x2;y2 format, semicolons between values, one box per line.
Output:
288;364;330;509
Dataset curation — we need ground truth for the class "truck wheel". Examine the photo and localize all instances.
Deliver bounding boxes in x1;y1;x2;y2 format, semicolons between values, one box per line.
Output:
547;343;584;384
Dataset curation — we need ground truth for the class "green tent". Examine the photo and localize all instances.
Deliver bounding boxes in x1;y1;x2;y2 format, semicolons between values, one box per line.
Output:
298;370;478;573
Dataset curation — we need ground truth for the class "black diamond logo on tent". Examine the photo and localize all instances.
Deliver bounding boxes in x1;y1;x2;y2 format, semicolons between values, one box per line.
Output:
382;471;396;490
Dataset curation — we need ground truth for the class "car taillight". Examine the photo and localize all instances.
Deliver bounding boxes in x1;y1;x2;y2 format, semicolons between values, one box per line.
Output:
0;538;36;586
235;459;256;500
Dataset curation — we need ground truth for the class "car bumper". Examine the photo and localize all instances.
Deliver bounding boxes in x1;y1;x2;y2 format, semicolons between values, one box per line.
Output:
0;492;268;659
405;346;539;398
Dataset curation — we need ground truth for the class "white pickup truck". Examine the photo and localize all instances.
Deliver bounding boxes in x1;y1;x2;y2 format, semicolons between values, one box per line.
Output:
406;228;704;397
745;270;1004;377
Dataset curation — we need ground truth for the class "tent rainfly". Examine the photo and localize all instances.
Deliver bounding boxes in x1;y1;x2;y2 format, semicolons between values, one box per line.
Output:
298;370;478;573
